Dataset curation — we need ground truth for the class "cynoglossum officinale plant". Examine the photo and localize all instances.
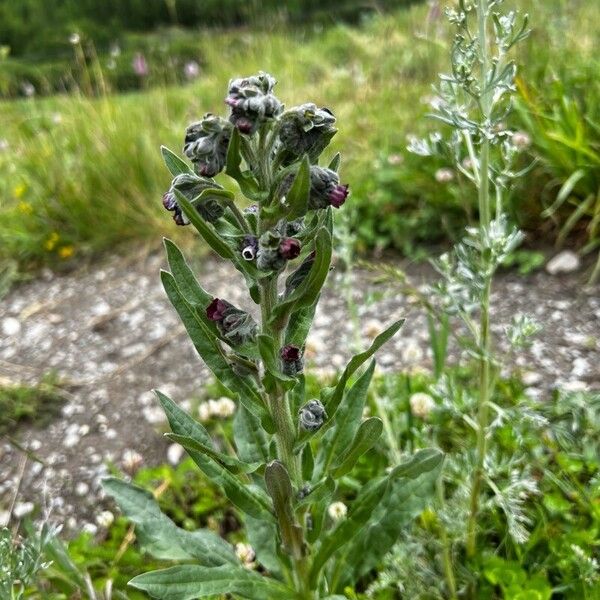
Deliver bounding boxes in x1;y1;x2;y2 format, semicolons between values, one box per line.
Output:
103;72;443;599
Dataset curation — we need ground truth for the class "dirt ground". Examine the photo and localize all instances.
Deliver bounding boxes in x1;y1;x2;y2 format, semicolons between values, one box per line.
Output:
1;246;599;533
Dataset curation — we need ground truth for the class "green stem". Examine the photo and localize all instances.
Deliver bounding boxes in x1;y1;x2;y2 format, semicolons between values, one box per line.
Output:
437;478;458;600
466;0;493;559
374;391;402;465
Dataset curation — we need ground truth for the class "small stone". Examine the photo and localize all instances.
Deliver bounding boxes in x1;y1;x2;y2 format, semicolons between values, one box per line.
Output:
78;424;90;436
167;443;184;466
572;357;589;377
105;428;117;439
522;371;542;387
2;317;21;336
122;449;143;474
96;510;114;528
63;433;80;448
82;522;98;535
546;250;580;275
562;380;588;392
75;482;89;496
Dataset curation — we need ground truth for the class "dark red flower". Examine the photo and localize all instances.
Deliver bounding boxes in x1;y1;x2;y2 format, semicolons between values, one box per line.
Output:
279;238;301;260
281;345;301;361
206;298;228;321
328;184;349;208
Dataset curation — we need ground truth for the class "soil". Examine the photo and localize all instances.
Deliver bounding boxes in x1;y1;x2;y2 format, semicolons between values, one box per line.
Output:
1;246;599;533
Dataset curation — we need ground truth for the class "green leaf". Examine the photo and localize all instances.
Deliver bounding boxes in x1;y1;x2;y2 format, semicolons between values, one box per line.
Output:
316;360;375;477
161;271;266;419
129;565;294;600
164;238;212;307
257;333;295;384
308;477;389;586
165;433;262;474
389;448;444;480
244;516;283;576
330;417;383;478
301;442;314;481
305;476;336;544
322;319;404;418
328;153;341;172
285;155;310;219
265;461;305;559
332;449;444;590
102;477;237;566
234;405;271;465
226;128;259;197
271;227;332;327
175;190;235;260
161;145;192;176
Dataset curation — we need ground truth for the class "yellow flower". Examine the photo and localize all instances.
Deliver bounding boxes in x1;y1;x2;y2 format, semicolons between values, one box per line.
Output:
13;184;27;198
58;245;75;259
44;232;60;251
18;201;33;214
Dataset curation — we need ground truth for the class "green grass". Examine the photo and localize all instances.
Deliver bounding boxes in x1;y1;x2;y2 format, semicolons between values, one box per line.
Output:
0;0;598;273
0;374;66;435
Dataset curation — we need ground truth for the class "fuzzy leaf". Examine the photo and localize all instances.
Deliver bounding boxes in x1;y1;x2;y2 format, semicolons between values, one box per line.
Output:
328;153;341;172
164;238;212;307
102;477;237;566
244;516;283;576
161;271;266;419
165;433;262;474
161;145;192;176
285;154;310;219
226;128;259;197
257;333;295;385
129;565;294;600
234;405;271;465
330;417;383;478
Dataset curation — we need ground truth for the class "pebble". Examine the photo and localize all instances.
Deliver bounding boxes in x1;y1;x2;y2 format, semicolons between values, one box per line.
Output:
2;317;21;336
167;443;184;465
546;250;580;275
13;502;35;518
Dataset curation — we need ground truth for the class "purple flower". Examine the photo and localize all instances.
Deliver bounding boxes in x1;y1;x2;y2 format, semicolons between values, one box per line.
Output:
279;238;301;260
328;184;349;208
240;235;259;261
132;53;149;77
206;298;228;322
184;60;200;80
281;344;303;376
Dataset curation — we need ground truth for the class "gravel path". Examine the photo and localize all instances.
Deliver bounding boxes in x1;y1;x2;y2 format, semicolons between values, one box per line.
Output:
1;247;599;533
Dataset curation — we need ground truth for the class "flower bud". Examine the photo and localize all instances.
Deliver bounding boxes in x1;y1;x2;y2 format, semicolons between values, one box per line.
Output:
162;173;226;225
279;237;301;260
240;235;259;261
257;230;286;272
226;72;282;135
281;344;303;376
284;251;315;297
309;166;349;210
206;298;258;347
299;399;327;431
279;103;337;162
183;114;232;177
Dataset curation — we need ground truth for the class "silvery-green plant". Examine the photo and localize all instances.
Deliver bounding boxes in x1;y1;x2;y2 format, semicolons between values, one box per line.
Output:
103;73;442;599
408;0;533;567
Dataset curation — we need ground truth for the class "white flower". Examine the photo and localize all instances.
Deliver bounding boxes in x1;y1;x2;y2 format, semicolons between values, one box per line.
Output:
82;522;98;536
122;449;143;474
69;33;81;45
401;341;423;364
0;139;9;152
512;130;531;150
184;60;200;80
215;397;236;418
198;402;212;422
96;510;114;529
409;392;436;419
386;153;404;166
435;168;455;183
363;319;383;340
327;501;348;521
235;542;256;566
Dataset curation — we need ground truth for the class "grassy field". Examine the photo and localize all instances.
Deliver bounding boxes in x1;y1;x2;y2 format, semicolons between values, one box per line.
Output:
0;0;598;274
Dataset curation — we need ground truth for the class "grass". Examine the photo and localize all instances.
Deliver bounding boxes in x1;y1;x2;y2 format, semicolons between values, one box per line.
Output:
0;0;598;274
0;373;66;435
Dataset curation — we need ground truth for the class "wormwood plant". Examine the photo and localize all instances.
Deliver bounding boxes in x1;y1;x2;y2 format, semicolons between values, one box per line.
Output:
103;73;442;598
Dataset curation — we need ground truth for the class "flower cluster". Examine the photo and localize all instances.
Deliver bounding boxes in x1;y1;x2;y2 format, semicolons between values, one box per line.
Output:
226;72;282;134
309;166;349;210
162;173;225;225
183;114;232;177
206;298;258;347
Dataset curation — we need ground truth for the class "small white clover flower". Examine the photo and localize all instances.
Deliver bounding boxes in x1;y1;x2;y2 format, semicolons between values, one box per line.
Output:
409;392;436;419
122;449;143;474
363;319;383;340
198;402;212;422
96;510;115;529
401;341;423;364
327;501;348;521
214;397;236;418
69;33;81;45
435;168;455;183
235;542;256;567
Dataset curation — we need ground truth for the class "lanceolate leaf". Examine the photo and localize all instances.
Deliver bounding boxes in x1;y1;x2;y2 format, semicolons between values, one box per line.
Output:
330;417;383;478
226;127;259;197
285;154;310;219
165;433;262;474
161;145;193;176
234;405;271;465
129;564;294;600
315;360;376;478
102;477;237;566
161;270;266;419
164;238;212;307
328;152;341;172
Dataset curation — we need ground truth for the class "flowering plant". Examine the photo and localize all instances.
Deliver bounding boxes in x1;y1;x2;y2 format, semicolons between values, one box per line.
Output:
103;73;442;598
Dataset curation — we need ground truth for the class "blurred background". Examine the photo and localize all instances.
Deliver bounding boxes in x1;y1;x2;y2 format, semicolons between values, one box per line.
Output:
0;0;598;277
